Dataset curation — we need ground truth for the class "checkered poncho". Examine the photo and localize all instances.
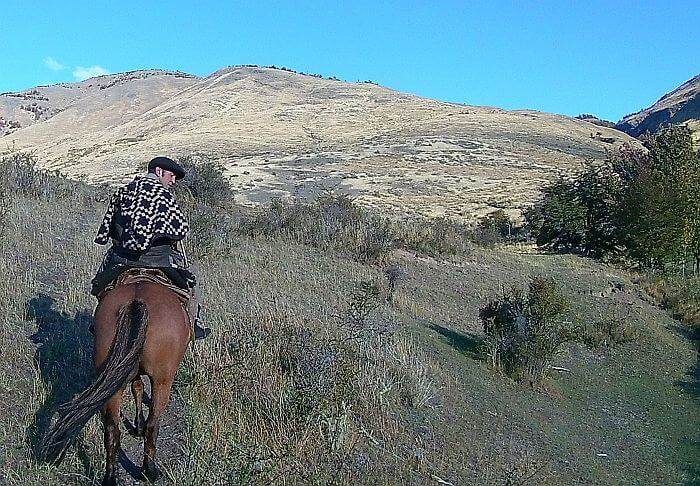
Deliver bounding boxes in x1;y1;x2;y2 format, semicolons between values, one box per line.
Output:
95;175;189;252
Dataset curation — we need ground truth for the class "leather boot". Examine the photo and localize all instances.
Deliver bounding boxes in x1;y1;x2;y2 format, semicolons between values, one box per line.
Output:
190;302;211;340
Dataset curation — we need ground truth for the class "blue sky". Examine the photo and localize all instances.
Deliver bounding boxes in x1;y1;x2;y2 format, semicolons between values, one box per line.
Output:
1;1;697;121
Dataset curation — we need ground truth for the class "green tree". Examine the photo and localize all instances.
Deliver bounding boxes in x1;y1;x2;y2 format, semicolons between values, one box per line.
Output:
612;126;700;270
574;163;621;256
479;276;571;384
477;209;514;239
528;125;700;270
525;178;588;253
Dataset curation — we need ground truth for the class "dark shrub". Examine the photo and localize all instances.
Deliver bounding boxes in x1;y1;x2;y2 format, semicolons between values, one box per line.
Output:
243;194;394;264
171;155;238;258
1;152;98;203
345;280;381;337
479;276;572;384
384;265;405;303
478;210;514;239
175;155;235;209
579;315;638;348
393;217;474;256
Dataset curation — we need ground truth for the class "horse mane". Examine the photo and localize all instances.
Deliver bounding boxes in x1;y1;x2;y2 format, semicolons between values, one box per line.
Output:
41;300;149;465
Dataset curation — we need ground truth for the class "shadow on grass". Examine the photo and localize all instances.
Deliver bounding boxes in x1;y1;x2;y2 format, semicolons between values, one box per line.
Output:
25;294;96;476
429;323;484;360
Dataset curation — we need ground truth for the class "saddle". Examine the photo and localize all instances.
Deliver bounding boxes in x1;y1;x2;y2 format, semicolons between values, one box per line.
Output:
92;268;199;341
99;268;192;304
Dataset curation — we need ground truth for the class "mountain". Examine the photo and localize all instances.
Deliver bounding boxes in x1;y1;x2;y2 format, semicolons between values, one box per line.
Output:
0;66;633;219
617;74;700;140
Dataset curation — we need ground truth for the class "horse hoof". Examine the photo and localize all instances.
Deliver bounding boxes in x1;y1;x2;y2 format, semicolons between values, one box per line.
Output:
102;474;117;486
141;463;162;483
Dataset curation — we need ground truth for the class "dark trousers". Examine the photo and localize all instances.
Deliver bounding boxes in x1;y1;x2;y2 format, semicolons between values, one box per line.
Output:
91;243;195;296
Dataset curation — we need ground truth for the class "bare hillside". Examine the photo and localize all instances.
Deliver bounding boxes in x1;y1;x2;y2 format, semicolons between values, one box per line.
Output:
1;66;633;219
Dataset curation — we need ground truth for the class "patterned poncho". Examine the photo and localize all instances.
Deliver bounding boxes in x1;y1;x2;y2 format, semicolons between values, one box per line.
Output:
95;175;189;252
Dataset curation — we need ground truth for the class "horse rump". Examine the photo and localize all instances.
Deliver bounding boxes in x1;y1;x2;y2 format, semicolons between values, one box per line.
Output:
41;300;149;465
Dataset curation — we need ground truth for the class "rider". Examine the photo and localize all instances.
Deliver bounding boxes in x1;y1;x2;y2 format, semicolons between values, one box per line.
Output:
91;156;211;339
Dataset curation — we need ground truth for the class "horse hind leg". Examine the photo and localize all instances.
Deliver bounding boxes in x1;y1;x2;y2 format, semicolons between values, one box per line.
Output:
141;378;173;483
101;391;124;486
131;377;146;437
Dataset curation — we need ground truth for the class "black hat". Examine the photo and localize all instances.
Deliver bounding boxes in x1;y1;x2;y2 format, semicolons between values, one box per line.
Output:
148;156;186;180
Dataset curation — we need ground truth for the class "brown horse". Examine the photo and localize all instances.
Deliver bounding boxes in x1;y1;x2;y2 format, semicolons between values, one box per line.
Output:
42;273;191;485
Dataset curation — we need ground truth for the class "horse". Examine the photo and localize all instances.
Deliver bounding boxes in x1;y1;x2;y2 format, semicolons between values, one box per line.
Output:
41;270;192;485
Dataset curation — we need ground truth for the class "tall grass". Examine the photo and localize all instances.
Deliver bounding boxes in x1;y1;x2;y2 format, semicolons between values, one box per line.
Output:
0;153;697;484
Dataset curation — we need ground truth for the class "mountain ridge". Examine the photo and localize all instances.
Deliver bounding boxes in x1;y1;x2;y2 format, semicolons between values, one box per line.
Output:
616;74;700;140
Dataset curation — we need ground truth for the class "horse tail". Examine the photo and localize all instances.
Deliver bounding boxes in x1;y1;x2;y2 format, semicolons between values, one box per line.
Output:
41;300;149;465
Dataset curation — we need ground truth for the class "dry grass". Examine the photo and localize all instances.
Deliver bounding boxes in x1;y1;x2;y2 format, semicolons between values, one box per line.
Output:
0;160;698;484
641;274;700;330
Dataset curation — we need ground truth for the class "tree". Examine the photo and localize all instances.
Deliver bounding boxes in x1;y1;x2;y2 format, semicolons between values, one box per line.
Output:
525;178;589;254
528;125;700;271
612;126;700;270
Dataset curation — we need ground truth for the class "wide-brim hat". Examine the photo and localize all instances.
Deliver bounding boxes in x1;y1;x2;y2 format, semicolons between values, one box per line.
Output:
148;156;186;180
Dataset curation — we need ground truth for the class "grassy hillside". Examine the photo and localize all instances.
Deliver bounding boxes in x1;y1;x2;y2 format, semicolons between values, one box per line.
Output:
0;161;697;485
1;67;635;222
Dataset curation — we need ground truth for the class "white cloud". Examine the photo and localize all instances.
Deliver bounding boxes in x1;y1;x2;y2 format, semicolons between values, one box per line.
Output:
43;57;66;71
73;65;110;81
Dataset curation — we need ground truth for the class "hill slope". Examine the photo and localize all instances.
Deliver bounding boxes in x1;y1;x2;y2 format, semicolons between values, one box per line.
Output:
617;74;700;141
1;67;633;219
1;166;697;485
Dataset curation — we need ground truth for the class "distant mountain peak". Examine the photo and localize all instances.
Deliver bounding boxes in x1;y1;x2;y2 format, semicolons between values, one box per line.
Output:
617;74;700;139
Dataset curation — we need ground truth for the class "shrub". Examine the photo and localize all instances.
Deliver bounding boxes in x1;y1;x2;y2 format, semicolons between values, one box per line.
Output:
478;210;515;239
345;280;383;338
1;153;76;201
243;194;395;264
0;181;11;243
279;327;354;428
186;205;241;259
579;315;638;348
175;155;235;209
479;276;572;384
392;217;474;255
642;274;700;330
384;265;405;303
171;155;239;259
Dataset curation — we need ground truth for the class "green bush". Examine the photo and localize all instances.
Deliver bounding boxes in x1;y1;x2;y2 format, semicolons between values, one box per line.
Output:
579;315;638;348
642;274;700;330
0;181;11;243
345;280;382;337
243;194;395;264
479;276;572;384
0;153;97;203
170;155;239;259
392;217;474;255
186;205;241;259
175;155;235;209
477;210;515;240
